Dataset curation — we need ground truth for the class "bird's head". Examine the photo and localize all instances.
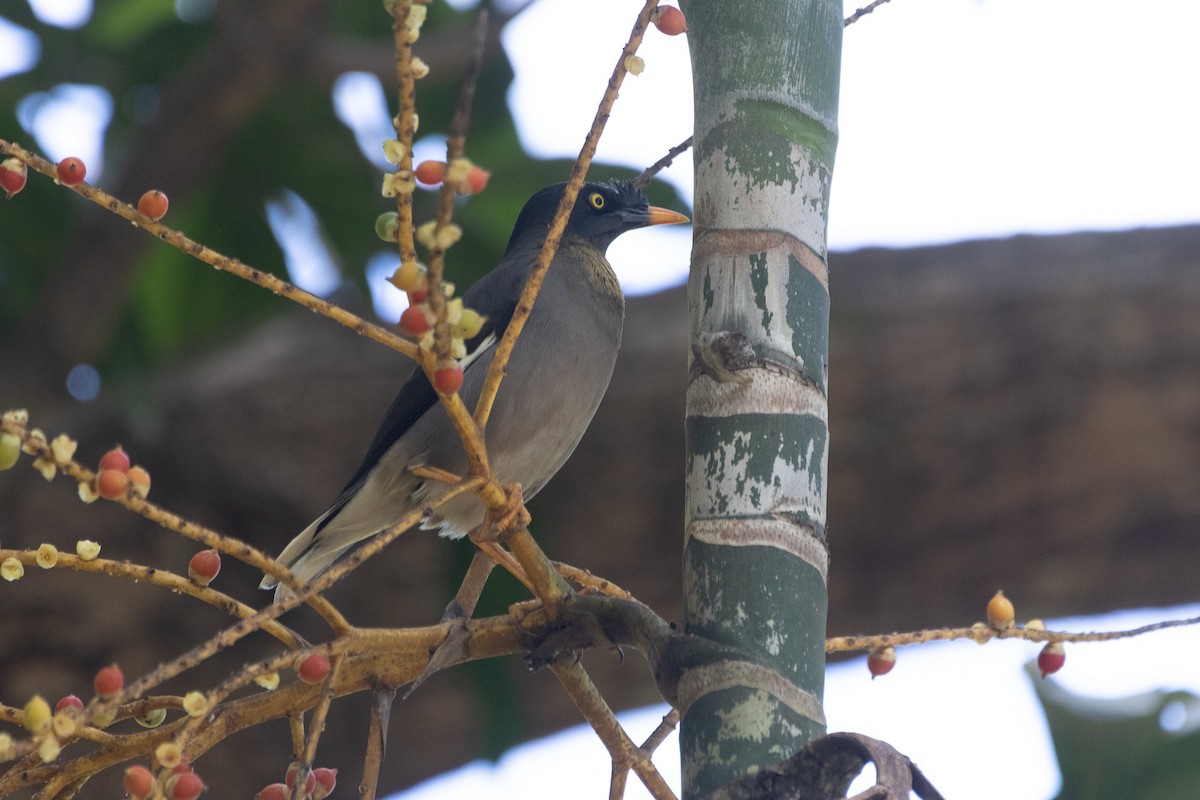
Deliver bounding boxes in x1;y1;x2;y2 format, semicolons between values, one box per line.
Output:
506;180;689;255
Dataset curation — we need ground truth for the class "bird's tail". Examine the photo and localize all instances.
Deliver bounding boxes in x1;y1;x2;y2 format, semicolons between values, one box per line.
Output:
260;509;349;603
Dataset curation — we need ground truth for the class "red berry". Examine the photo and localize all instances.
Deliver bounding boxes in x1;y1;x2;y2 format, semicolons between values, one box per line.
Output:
867;646;895;679
256;783;289;800
414;160;446;185
56;157;86;186
124;765;155;800
407;288;428;305
297;653;331;684
461;166;490;195
0;157;27;198
171;756;193;775
433;364;463;394
312;768;337;800
138;189;169;221
188;550;222;586
94;664;124;699
1037;641;1065;677
286;763;316;795
652;5;687;35
55;694;84;713
99;446;131;474
96;468;129;500
399;305;431;336
167;771;205;800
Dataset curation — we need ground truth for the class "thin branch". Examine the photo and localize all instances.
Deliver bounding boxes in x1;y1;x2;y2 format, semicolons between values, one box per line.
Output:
632;135;693;189
473;0;663;431
0;414;347;633
551;661;677;800
0;139;418;361
0;549;300;648
845;0;896;26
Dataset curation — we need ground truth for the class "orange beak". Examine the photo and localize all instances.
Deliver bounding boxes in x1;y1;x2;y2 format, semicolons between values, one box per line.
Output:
645;206;690;226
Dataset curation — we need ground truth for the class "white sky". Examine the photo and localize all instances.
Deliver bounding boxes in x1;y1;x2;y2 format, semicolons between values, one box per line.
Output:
6;0;1200;797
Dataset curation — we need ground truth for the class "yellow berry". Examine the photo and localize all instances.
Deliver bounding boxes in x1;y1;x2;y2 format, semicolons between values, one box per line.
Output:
1;557;24;582
76;540;101;560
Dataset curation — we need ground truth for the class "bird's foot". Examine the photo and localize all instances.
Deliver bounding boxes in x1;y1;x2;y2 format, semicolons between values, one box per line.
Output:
473;483;531;543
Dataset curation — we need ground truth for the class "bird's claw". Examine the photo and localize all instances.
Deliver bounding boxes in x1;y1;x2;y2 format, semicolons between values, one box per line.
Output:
473;483;530;543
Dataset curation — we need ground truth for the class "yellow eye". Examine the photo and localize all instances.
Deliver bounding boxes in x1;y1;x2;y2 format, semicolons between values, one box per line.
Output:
588;192;605;210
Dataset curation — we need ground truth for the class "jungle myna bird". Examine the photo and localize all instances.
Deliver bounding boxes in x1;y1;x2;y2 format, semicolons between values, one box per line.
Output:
262;180;688;599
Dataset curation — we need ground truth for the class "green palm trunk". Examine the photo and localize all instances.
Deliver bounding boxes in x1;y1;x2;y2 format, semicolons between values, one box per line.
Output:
678;1;842;796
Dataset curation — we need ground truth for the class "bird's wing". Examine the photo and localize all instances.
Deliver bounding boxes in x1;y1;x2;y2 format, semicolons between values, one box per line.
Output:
312;257;528;535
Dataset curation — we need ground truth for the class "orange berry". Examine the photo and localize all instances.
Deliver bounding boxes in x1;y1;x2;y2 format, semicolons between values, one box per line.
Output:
414;160;446;185
96;468;128;500
93;664;124;699
128;465;151;498
652;5;687;35
124;765;155;800
137;189;169;221
987;590;1015;631
188;550;221;586
461;166;490;195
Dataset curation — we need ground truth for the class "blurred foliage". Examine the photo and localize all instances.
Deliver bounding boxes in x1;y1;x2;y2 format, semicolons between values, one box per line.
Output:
0;0;684;371
1029;663;1200;799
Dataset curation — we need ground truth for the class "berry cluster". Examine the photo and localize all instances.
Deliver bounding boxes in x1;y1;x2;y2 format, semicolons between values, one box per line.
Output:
95;445;151;501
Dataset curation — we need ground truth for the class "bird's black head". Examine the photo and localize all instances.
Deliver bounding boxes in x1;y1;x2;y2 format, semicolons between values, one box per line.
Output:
505;180;687;255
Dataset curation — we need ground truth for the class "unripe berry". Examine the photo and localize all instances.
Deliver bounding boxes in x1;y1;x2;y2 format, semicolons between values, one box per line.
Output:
297;653;331;684
128;465;151;498
0;157;27;198
388;260;423;292
0;432;20;470
96;468;128;499
138;189;169;220
93;663;124;699
56;157;86;186
375;211;400;242
136;707;168;728
1037;641;1066;678
867;646;896;679
651;5;687;35
124;765;155;800
99;446;131;474
23;695;52;733
987;590;1015;631
188;550;221;586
